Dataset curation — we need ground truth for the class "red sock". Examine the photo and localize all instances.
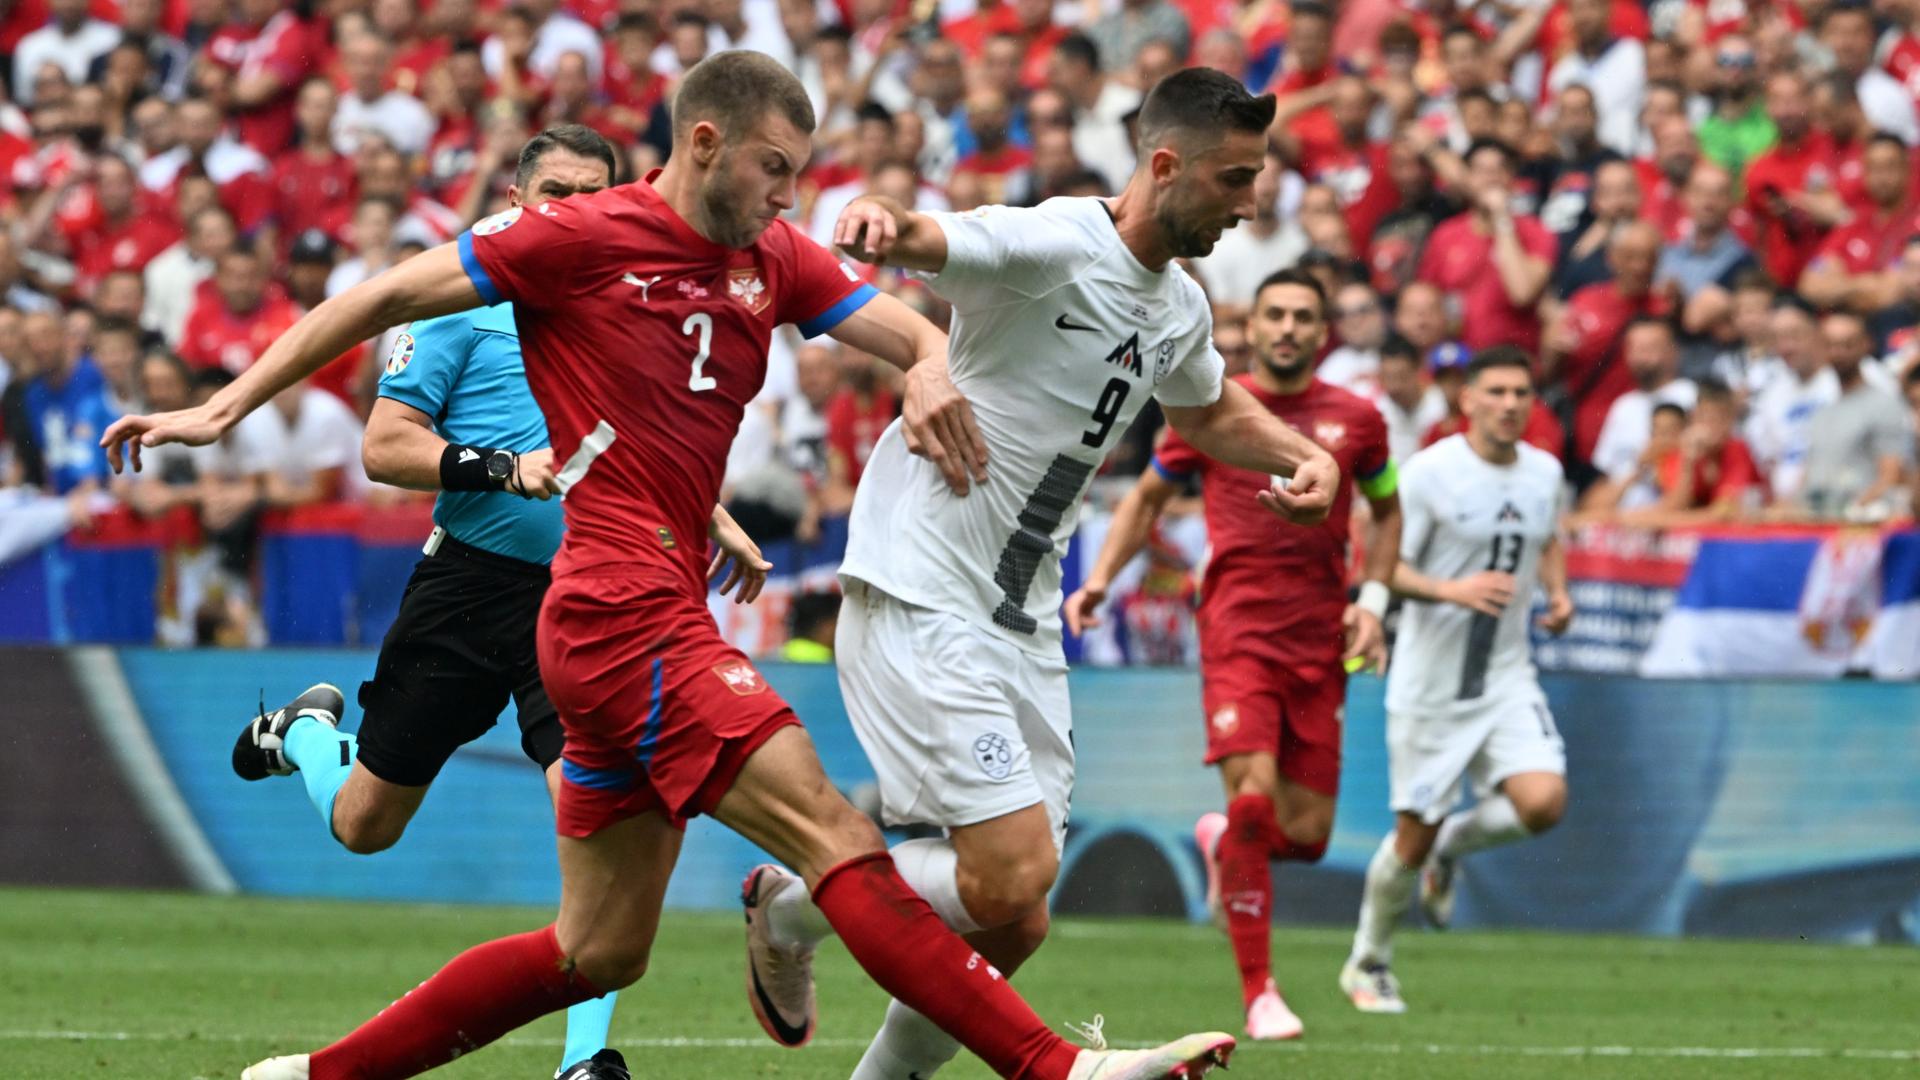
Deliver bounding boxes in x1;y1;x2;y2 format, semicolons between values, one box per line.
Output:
1222;793;1276;1007
814;853;1081;1080
310;925;601;1080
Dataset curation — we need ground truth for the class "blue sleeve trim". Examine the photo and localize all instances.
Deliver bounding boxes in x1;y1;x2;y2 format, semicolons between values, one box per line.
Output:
1151;457;1191;483
796;283;878;338
457;232;503;306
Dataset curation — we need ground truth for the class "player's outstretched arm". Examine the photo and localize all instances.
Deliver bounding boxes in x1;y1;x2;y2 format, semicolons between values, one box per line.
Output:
100;245;484;473
826;290;988;495
1163;380;1339;525
1064;468;1182;635
833;194;949;272
1536;535;1575;635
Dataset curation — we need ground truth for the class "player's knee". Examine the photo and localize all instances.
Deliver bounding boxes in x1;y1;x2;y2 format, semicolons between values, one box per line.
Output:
570;939;652;992
961;851;1058;928
1514;787;1567;834
1281;827;1330;863
332;809;405;855
999;905;1052;967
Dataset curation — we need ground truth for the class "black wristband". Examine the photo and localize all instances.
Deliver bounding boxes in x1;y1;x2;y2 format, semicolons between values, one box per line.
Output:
441;443;505;492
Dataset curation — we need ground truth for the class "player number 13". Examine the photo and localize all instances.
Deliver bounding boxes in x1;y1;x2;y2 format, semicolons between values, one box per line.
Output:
683;312;716;392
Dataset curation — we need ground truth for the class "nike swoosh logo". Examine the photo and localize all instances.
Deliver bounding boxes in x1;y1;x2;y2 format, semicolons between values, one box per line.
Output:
748;954;812;1046
1055;313;1098;333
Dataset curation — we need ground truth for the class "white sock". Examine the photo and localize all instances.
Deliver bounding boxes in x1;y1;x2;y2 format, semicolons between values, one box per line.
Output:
1351;833;1417;967
766;876;836;950
850;999;963;1080
888;837;983;934
765;837;982;950
1432;794;1529;863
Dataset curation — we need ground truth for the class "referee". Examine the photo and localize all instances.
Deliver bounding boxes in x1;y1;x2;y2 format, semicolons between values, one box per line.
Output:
228;125;770;1080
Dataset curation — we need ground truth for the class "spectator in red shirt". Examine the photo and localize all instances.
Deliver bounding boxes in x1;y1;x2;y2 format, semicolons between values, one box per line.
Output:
824;353;900;489
1598;381;1761;524
1637;111;1700;243
1745;70;1850;291
601;13;669;142
1543;220;1670;468
1416;138;1556;356
220;0;324;157
270;78;358;258
1268;2;1341;167
951;88;1032;206
422;41;493;199
176;246;299;375
377;0;448;100
1809;73;1873;211
149;95;275;233
1801;132;1920;316
58;153;181;295
1297;76;1397;253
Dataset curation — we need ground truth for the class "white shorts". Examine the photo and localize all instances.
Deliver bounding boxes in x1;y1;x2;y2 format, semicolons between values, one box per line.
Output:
836;579;1074;850
1387;684;1565;825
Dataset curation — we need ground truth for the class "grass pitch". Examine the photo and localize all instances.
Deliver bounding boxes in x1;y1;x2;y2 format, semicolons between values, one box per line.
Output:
1;887;1913;1079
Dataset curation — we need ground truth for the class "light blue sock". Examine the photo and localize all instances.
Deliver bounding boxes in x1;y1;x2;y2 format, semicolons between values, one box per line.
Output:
561;991;618;1071
281;716;357;844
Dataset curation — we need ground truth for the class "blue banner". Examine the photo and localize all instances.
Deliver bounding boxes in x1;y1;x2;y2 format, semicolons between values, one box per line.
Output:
111;650;1920;942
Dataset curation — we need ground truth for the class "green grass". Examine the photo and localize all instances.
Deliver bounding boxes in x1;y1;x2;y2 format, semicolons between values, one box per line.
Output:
1;887;1914;1079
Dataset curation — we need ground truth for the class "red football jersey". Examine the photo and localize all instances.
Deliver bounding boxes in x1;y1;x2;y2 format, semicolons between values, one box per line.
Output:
1416;211;1557;356
1152;376;1391;663
463;173;874;590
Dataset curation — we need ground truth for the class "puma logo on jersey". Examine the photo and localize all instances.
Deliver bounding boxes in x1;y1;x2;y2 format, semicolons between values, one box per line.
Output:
622;272;663;300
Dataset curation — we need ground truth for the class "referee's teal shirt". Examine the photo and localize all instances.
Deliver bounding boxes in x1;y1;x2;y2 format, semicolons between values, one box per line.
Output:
377;303;563;564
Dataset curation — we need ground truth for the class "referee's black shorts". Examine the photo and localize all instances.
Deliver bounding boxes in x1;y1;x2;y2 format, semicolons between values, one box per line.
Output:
354;533;563;787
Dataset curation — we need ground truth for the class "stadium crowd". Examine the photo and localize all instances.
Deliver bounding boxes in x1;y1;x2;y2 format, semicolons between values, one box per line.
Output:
4;0;1920;646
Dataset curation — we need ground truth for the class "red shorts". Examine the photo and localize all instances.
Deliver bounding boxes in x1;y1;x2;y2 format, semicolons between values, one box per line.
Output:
1200;651;1345;797
538;569;799;837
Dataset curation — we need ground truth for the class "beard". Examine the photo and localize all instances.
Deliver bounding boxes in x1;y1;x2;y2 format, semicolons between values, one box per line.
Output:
1261;349;1313;382
1157;198;1224;259
699;161;769;249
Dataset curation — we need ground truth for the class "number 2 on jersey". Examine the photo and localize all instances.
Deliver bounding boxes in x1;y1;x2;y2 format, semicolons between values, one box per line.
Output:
683;312;716;392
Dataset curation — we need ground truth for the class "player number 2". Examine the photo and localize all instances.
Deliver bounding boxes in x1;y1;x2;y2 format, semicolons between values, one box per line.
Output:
1081;377;1130;448
683;312;716;392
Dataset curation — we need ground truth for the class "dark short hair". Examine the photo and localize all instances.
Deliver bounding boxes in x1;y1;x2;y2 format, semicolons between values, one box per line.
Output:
1254;267;1329;318
1137;67;1277;152
614;12;658;36
789;590;841;638
1380;333;1419;364
1466;345;1534;383
1695;377;1735;406
1443;22;1485;47
1464;137;1518;171
1818;0;1872;30
1457;86;1496;111
672;50;816;143
1627;314;1675;338
1055;32;1100;72
94;317;140;340
1734;267;1777;294
855;100;895;128
1651;401;1689;424
516;123;619;188
1867;130;1909;158
1290;1;1334;25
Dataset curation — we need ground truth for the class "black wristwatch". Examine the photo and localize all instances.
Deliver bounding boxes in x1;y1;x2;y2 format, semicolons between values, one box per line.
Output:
485;449;517;490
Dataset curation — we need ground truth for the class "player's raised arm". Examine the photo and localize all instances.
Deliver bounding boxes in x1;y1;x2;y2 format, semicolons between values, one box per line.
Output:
101;244;484;472
834;194;949;272
1162;380;1340;525
1064;465;1185;635
825;289;988;495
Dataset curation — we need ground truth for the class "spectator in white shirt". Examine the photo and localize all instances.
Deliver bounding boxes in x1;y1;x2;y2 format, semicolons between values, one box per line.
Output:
1376;334;1448;464
1545;0;1646;156
332;33;436;157
12;0;120;105
1317;282;1389;399
248;378;369;505
1821;2;1919;145
483;0;604;82
1746;302;1839;501
325;198;398;299
1046;33;1141;194
1592;318;1700;483
144;207;236;349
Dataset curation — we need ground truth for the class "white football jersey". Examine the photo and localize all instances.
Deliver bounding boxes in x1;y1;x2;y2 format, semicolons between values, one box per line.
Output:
1386;434;1566;714
838;198;1225;655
